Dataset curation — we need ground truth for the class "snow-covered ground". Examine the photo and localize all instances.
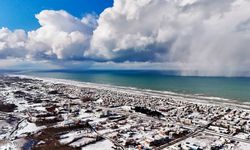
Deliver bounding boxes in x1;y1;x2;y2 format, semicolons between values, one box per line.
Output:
82;139;114;150
11;120;44;139
0;75;250;150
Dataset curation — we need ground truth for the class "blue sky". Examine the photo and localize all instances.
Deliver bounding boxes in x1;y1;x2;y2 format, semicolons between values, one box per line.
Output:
0;0;113;30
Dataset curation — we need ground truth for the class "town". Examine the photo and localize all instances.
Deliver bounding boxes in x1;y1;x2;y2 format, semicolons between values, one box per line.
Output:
0;75;250;150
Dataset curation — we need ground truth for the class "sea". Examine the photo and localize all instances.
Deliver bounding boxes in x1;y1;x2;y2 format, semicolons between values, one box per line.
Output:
9;70;250;102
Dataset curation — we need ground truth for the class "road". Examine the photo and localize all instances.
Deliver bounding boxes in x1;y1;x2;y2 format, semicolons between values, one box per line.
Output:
203;129;250;144
98;106;250;149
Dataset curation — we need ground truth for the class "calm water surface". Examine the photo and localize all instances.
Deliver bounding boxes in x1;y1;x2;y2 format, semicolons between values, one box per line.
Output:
22;70;250;102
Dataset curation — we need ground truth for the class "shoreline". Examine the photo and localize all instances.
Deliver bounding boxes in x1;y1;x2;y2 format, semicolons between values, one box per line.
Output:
12;74;250;110
1;74;250;150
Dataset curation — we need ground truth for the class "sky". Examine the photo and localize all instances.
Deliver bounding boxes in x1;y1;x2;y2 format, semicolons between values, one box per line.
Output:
0;0;250;76
0;0;113;30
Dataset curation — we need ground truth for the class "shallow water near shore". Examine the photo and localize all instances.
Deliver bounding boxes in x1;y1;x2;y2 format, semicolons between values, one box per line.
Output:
19;70;250;102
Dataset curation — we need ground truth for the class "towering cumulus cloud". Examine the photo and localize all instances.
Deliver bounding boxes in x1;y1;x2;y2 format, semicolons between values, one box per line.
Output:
1;0;250;76
90;0;250;76
27;10;95;60
0;28;27;58
0;10;95;60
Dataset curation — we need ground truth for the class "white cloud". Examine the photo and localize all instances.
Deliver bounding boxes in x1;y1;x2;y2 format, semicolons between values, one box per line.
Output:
1;1;250;76
0;28;27;58
89;0;250;76
0;10;96;60
26;10;95;60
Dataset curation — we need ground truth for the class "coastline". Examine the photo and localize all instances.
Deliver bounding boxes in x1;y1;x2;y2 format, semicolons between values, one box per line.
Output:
13;74;250;110
1;74;250;150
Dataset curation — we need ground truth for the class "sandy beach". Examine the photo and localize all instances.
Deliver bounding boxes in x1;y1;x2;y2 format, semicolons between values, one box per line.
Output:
16;74;250;110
